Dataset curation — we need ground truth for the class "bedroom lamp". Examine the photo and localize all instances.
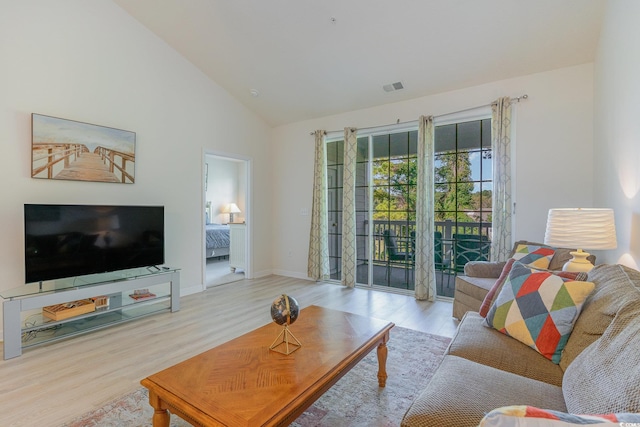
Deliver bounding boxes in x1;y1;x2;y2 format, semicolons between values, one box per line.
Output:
544;208;617;272
221;203;241;223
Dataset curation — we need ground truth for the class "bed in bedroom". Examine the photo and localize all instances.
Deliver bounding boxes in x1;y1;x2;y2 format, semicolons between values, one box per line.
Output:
206;223;230;258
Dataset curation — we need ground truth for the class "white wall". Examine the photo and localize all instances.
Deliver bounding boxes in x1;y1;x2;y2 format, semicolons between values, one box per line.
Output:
593;0;640;268
205;157;244;224
0;0;273;334
271;64;595;278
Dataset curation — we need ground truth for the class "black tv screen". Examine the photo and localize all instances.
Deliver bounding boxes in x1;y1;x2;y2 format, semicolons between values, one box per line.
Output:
24;204;164;283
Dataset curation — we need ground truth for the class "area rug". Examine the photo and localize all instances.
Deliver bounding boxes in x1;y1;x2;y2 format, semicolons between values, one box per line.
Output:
63;326;450;427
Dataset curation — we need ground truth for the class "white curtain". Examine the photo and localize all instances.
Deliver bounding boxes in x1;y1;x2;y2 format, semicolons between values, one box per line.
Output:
340;128;358;288
307;130;330;281
414;116;437;301
491;97;513;261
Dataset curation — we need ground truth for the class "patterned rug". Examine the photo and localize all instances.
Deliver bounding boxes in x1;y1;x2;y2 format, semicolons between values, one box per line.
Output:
63;326;450;427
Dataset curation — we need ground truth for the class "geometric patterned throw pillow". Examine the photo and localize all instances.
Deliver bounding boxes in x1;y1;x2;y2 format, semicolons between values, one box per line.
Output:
484;261;595;364
479;405;640;427
511;243;555;269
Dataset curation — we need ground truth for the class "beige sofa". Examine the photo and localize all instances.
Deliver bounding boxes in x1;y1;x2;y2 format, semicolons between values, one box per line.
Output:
401;263;640;427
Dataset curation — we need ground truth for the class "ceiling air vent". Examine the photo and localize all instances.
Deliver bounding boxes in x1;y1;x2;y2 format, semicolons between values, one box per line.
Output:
383;81;404;92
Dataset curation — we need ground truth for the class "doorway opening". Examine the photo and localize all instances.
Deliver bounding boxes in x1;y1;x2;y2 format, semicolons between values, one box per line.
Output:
203;152;250;287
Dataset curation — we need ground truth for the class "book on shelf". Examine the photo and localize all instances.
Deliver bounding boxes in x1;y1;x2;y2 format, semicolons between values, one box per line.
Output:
90;295;109;309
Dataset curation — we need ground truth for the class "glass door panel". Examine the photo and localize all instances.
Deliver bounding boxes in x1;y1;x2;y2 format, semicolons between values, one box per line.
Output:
434;118;493;297
327;140;343;280
370;131;417;290
354;137;370;285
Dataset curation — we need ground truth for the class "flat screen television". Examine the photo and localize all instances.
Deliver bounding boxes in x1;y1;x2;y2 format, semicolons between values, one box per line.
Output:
24;204;164;283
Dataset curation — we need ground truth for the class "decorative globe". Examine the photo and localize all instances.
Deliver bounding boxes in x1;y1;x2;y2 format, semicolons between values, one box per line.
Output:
270;294;300;326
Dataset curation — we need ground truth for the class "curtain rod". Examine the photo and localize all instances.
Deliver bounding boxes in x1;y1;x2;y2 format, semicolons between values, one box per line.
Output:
310;94;528;135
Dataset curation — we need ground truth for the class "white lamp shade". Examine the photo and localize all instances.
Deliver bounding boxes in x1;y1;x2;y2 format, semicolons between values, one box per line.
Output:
544;208;617;250
221;203;241;214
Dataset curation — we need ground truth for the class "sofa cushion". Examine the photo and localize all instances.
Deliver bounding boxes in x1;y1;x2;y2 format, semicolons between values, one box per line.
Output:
479;258;516;317
485;262;594;364
448;312;564;386
511;243;555;269
560;263;640;371
479;405;640;426
563;300;640;414
400;355;566;427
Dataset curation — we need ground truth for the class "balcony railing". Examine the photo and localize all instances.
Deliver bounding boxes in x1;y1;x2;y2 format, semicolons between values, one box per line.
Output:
372;219;492;272
329;219;492;296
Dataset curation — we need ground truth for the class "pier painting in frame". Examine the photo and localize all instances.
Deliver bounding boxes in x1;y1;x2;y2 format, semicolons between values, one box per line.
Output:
31;114;136;184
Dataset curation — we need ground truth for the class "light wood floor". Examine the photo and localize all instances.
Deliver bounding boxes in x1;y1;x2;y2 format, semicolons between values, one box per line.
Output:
0;275;458;427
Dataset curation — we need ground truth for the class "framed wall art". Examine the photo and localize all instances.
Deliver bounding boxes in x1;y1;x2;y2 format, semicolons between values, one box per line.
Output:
31;114;136;184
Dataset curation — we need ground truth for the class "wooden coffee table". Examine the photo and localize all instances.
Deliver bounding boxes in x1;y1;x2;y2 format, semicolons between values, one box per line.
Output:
141;305;394;426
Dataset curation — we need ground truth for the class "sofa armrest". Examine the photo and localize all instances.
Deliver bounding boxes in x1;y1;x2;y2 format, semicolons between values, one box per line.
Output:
463;261;506;278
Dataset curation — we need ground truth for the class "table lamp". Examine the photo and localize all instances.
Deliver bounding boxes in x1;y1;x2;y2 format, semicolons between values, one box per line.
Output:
221;203;241;223
544;208;617;272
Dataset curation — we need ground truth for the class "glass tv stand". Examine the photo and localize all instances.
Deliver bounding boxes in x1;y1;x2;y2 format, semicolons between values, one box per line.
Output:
2;266;180;359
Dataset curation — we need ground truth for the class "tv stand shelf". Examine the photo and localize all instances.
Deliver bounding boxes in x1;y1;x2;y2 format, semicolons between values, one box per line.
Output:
2;267;180;359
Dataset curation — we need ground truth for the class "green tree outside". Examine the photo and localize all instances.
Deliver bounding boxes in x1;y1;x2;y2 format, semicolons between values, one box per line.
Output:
372;157;417;221
434;152;475;222
371;150;487;224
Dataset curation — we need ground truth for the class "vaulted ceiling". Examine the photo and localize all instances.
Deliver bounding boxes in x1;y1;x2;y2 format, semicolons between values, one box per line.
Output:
113;0;606;126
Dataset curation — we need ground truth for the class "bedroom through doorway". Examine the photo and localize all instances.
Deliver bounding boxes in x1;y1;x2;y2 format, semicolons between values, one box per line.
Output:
204;153;249;288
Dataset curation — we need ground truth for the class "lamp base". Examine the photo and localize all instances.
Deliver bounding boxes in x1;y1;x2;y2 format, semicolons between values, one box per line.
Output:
562;249;594;273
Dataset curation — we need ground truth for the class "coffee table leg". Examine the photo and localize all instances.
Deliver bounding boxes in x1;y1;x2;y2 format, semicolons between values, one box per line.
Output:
148;390;170;427
377;331;389;387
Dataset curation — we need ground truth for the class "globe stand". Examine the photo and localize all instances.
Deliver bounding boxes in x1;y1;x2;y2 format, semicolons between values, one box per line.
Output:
269;324;302;355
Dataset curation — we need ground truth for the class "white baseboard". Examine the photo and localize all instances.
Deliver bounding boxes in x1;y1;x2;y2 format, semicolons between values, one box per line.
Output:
180;284;205;297
250;269;274;279
270;269;313;281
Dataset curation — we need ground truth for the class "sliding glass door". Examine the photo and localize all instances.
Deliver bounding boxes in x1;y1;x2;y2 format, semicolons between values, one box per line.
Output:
325;118;492;296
